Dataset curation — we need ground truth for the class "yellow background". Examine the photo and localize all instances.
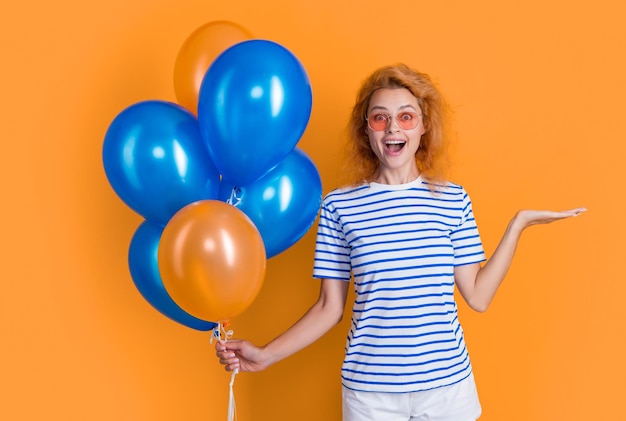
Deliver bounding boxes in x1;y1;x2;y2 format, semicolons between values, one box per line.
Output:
2;0;623;420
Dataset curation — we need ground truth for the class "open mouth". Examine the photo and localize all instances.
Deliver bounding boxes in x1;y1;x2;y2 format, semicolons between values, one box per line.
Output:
385;140;406;153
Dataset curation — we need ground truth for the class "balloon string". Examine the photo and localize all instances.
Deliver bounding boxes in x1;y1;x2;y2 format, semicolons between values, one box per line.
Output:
228;369;237;421
227;187;242;207
211;321;237;421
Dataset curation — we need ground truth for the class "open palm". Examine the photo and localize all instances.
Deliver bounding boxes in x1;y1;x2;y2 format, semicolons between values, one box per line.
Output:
516;207;586;228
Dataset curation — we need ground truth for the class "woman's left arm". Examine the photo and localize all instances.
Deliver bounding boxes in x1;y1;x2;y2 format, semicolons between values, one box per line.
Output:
455;207;586;312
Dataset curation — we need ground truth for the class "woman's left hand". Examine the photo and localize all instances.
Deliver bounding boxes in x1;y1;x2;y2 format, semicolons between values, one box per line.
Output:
513;207;587;229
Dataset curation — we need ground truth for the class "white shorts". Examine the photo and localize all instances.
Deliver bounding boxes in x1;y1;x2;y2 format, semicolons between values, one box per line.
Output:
342;373;482;421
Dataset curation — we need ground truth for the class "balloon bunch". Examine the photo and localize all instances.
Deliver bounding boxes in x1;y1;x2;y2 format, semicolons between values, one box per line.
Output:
102;21;322;330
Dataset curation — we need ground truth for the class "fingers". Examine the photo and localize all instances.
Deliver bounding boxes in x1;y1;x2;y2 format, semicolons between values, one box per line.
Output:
550;207;588;222
215;340;236;358
215;340;227;352
515;207;587;228
215;340;241;372
215;339;242;352
217;357;240;372
549;207;587;221
225;362;241;372
220;356;240;372
566;207;587;216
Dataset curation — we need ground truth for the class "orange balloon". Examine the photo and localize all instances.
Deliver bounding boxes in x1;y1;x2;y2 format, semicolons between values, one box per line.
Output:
173;21;253;113
158;200;266;322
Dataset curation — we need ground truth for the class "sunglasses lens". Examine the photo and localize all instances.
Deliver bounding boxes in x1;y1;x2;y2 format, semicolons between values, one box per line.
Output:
397;112;419;129
368;113;388;131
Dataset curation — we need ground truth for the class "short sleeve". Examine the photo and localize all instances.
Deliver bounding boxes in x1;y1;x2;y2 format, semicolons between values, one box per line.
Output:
312;198;352;281
451;189;486;266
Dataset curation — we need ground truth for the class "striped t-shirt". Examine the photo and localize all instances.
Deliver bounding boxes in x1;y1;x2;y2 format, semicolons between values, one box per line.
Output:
313;176;486;393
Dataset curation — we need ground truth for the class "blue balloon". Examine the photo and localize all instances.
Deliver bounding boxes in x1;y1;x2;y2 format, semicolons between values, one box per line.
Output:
219;148;322;258
128;220;217;331
198;40;312;186
103;100;220;225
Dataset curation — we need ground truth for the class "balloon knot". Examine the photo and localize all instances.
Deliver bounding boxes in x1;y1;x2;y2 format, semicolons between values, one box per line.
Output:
210;320;234;343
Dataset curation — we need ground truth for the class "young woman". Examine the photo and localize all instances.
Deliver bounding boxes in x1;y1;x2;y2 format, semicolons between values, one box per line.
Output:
215;64;585;420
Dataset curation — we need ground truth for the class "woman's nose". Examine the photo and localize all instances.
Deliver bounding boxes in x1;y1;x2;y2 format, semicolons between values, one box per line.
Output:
385;116;400;132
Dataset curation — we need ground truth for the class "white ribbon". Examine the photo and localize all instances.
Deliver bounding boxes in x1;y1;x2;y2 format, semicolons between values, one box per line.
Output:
226;187;243;207
211;322;237;421
227;369;238;421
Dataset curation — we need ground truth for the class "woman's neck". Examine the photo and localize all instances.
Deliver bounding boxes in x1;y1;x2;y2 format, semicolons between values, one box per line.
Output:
373;167;420;185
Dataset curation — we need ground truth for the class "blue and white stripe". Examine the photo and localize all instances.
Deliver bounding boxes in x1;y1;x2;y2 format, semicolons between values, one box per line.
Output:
313;176;485;392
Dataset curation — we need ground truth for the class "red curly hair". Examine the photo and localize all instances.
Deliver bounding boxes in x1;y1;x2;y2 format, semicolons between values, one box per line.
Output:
341;63;454;187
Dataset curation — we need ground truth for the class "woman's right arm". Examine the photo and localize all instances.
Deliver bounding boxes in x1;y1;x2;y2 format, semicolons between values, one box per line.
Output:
215;278;350;372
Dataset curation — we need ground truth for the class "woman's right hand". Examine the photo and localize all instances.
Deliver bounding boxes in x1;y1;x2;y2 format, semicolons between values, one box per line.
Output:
215;339;269;373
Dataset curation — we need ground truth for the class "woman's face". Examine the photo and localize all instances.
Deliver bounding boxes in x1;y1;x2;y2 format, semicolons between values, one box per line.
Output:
366;88;425;179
